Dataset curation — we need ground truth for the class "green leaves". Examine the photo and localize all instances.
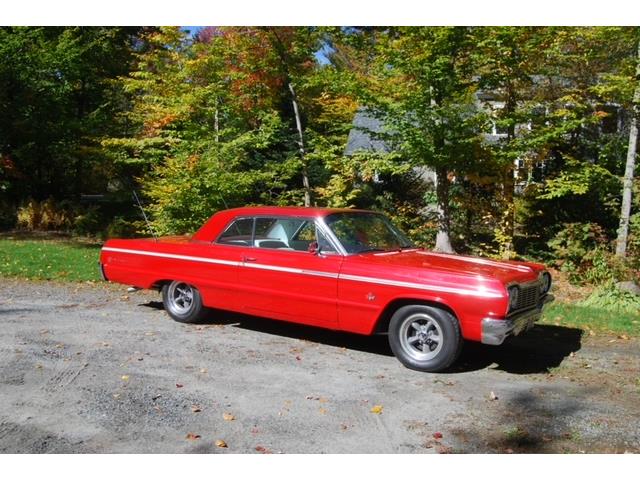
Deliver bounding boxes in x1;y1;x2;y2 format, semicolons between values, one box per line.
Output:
539;161;619;200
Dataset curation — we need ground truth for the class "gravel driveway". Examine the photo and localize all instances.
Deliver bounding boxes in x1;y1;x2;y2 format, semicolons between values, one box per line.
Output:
0;279;638;453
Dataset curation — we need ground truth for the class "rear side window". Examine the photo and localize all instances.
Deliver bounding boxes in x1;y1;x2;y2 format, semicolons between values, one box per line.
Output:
217;218;254;246
254;217;310;250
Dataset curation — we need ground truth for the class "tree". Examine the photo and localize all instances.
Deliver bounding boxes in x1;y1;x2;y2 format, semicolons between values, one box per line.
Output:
0;27;142;204
616;34;640;257
369;27;487;252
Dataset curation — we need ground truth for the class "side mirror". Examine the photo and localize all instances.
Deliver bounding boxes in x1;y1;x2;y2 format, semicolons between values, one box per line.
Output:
308;241;320;255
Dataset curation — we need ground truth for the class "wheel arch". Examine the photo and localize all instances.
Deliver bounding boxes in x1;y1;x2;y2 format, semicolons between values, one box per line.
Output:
151;279;173;291
373;297;461;334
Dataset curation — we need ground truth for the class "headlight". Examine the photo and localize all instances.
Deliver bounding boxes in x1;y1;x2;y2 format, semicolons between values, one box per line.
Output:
508;285;520;310
539;272;552;294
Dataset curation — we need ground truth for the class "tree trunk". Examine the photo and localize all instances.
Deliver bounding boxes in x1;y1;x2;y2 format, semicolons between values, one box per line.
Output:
500;82;517;259
615;38;640;258
288;82;311;207
434;167;455;253
501;165;516;258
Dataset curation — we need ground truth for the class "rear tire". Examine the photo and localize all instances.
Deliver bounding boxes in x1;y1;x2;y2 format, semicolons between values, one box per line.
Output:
162;281;207;323
388;304;462;372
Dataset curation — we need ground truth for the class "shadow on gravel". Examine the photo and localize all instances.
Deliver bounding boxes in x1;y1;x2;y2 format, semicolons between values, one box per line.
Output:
141;302;582;369
452;387;590;453
451;325;583;374
140;301;394;357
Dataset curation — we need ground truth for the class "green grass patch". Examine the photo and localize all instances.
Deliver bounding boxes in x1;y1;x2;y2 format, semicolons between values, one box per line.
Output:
0;238;101;282
541;301;640;336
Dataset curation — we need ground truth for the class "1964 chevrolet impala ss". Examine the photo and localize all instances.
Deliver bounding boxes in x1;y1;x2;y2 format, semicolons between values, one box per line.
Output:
100;206;553;372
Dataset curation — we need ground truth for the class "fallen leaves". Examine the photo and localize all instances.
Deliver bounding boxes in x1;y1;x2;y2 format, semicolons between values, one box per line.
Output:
121;375;129;382
175;383;183;388
223;412;235;421
215;439;228;448
436;445;453;454
489;391;499;401
433;432;443;440
370;405;383;415
618;334;630;340
185;433;201;441
191;405;202;413
255;445;272;454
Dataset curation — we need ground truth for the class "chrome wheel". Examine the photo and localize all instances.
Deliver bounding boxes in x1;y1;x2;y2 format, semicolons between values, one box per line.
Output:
398;312;444;362
167;282;195;315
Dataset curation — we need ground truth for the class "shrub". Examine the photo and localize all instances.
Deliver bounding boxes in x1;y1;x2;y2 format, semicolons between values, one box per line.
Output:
73;207;102;236
548;222;633;285
105;217;143;239
16;198;73;231
579;284;640;316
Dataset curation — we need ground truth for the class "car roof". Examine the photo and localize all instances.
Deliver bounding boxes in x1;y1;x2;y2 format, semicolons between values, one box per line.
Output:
191;206;375;242
218;206;374;218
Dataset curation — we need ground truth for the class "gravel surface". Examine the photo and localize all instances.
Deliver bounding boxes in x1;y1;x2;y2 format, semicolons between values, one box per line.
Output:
1;278;638;453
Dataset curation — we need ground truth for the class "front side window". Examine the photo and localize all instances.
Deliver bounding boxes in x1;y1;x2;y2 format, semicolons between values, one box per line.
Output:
324;212;413;254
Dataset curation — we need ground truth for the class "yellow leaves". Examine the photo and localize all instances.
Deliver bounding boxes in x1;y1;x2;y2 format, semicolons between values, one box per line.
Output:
215;439;228;448
121;375;130;382
223;412;235;421
370;405;383;415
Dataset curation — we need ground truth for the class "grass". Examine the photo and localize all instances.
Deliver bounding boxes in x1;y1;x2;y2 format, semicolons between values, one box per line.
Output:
541;301;640;336
0;237;102;282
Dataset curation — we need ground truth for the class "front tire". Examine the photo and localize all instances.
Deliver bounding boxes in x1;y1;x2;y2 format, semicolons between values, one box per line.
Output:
162;281;207;323
388;304;462;372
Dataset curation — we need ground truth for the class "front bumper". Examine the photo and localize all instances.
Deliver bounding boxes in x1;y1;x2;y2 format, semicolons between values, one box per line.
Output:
481;294;554;345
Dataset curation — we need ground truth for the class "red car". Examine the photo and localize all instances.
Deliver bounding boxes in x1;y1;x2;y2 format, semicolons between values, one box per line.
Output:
100;206;553;372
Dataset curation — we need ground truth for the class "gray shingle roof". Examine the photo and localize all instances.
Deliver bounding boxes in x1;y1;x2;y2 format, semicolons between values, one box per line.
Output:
344;109;393;156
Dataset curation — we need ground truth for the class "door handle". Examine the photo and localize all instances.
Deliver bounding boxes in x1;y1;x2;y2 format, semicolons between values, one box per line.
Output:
243;256;257;262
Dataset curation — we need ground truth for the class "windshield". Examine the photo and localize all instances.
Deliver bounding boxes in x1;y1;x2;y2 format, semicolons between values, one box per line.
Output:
324;212;414;254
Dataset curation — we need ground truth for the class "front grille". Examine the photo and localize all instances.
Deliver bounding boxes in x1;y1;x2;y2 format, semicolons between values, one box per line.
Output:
515;283;540;311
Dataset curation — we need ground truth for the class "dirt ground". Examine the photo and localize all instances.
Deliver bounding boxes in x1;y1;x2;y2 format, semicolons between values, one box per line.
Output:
0;278;638;453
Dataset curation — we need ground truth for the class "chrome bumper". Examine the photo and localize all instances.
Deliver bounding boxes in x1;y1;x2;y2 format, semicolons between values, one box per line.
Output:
481;294;554;345
98;262;108;281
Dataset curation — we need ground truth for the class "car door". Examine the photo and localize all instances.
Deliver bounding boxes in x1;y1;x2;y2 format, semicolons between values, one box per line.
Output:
236;216;342;328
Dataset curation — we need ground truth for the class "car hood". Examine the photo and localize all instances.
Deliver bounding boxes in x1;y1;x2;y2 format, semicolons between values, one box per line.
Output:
354;249;542;285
